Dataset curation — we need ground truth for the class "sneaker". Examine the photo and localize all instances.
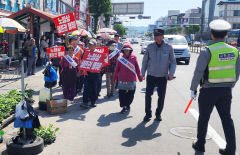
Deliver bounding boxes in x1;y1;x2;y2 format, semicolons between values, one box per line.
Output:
219;148;235;155
143;115;151;122
192;141;205;152
90;104;97;108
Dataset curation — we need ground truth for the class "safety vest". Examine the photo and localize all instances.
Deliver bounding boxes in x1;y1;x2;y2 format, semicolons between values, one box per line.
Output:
207;42;239;83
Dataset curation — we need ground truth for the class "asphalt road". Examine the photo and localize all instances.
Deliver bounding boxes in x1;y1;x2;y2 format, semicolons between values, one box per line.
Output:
1;41;239;155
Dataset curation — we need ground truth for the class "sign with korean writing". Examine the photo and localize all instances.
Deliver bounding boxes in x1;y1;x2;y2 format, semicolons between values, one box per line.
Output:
47;46;65;59
85;47;109;66
53;12;78;35
79;51;105;73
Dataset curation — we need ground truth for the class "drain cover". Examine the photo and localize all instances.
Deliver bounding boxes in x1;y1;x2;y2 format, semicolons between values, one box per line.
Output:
170;127;212;140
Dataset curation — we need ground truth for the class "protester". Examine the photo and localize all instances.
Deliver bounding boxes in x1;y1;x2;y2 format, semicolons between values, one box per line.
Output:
40;35;48;66
76;41;85;93
59;45;79;104
113;42;143;114
105;40;119;97
27;38;38;76
114;34;123;50
81;39;100;108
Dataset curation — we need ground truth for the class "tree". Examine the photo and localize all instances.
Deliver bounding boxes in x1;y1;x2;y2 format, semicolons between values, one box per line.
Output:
89;0;112;33
184;25;200;36
113;24;126;37
145;32;153;38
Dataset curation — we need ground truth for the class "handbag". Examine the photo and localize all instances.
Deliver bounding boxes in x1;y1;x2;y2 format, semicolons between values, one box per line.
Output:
118;81;136;90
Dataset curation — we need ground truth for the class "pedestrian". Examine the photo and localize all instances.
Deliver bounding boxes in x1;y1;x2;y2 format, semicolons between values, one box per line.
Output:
81;39;100;108
141;28;176;122
113;42;143;114
27;38;38;76
96;36;104;97
76;41;85;93
190;19;240;155
105;40;119;97
114;34;123;50
59;45;79;104
40;35;48;66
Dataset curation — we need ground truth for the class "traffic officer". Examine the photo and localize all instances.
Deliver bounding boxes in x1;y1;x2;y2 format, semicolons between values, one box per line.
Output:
191;19;240;155
141;28;176;122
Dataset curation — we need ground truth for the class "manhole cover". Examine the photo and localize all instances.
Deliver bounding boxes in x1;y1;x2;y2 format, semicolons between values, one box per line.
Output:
170;127;212;140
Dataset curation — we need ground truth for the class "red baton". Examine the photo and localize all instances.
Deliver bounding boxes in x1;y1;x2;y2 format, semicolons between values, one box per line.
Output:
184;99;193;114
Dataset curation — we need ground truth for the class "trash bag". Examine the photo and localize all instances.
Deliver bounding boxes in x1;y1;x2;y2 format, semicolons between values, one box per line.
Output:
15;100;29;121
44;64;58;88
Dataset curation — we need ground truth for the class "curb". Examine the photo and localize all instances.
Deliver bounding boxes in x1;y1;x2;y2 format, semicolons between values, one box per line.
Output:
0;114;15;129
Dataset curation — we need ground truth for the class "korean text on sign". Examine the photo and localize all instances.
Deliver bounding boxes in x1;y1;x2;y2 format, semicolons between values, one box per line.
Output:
85;47;109;66
47;46;65;59
79;51;105;73
53;12;78;35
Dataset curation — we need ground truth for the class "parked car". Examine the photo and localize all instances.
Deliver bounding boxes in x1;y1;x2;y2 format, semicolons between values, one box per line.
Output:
164;35;190;65
130;38;139;44
141;41;153;54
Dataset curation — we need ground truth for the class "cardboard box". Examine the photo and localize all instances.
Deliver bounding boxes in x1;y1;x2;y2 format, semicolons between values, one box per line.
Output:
46;99;67;114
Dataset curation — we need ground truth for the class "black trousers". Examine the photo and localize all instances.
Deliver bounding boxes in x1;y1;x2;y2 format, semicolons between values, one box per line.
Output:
197;87;236;151
119;89;136;107
145;75;167;117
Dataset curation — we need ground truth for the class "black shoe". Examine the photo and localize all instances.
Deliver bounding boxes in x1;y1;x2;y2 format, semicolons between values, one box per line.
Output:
31;73;35;75
80;103;89;109
154;116;162;121
143;115;151;122
192;141;205;152
219;148;235;155
98;94;101;97
90;104;97;108
126;106;130;111
120;107;126;114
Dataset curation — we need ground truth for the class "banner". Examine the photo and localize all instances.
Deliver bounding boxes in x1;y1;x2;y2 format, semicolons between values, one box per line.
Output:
109;48;120;59
53;12;78;35
64;55;78;68
79;51;105;73
85;47;109;66
117;56;136;75
47;46;65;59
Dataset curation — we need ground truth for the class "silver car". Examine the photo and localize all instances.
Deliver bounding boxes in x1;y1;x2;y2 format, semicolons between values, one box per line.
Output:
164;35;191;65
141;41;153;54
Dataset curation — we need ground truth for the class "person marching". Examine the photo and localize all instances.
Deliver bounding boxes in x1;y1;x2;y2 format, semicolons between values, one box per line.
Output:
113;42;143;114
81;39;100;108
190;19;240;155
27;38;38;76
141;28;176;122
59;45;79;104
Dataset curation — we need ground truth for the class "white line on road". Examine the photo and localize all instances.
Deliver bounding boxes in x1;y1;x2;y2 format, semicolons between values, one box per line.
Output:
189;108;239;155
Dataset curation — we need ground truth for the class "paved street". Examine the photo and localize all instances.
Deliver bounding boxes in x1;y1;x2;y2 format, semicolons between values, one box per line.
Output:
0;43;240;155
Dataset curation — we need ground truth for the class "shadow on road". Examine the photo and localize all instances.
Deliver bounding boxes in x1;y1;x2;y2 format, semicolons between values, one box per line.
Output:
97;110;132;127
121;121;161;147
194;151;204;155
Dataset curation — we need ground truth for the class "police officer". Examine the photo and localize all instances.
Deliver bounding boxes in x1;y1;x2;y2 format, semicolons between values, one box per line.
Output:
191;19;240;155
141;28;176;122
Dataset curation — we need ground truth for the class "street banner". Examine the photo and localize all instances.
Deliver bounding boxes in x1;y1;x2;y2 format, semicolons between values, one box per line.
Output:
79;51;105;73
53;12;78;35
47;46;65;59
85;47;109;66
109;48;120;59
117;56;136;75
64;55;78;68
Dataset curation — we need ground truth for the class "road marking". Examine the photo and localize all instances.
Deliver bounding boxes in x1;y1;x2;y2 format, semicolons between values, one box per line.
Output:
189;108;239;155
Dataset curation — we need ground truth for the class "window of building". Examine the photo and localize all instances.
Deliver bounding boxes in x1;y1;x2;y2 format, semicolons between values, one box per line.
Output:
219;11;224;17
233;24;240;29
234;10;240;16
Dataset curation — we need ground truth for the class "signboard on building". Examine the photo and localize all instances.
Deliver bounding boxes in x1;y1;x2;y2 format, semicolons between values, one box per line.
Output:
47;46;65;59
54;12;78;35
112;2;144;15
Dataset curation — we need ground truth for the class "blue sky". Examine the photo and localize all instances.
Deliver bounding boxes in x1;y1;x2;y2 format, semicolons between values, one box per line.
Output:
111;0;202;27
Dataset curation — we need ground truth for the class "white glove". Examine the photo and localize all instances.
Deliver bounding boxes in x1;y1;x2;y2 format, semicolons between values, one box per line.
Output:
191;90;197;100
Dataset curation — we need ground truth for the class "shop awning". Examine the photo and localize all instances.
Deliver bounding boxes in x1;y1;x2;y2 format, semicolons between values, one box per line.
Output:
8;6;58;23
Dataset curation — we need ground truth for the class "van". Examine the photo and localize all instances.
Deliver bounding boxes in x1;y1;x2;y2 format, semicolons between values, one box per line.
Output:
164;35;190;65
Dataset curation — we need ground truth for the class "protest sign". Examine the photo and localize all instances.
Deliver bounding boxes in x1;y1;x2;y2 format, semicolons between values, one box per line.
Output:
85;47;109;66
53;12;78;35
47;46;65;59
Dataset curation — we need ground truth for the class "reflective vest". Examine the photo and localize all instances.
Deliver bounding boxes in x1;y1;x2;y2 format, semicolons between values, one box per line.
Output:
207;42;239;83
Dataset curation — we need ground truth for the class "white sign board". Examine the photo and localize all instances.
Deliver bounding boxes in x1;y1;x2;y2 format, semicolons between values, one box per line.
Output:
112;2;144;15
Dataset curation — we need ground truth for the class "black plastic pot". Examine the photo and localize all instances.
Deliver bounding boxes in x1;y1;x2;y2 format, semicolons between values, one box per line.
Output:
38;102;47;111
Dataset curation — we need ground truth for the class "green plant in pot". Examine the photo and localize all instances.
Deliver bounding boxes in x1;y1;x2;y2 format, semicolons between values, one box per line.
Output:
34;124;59;144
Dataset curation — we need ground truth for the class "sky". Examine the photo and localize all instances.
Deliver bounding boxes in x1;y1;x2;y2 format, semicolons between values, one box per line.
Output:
111;0;202;27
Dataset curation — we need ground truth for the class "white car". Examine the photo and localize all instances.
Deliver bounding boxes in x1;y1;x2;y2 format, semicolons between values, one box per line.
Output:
164;35;191;65
141;41;153;54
